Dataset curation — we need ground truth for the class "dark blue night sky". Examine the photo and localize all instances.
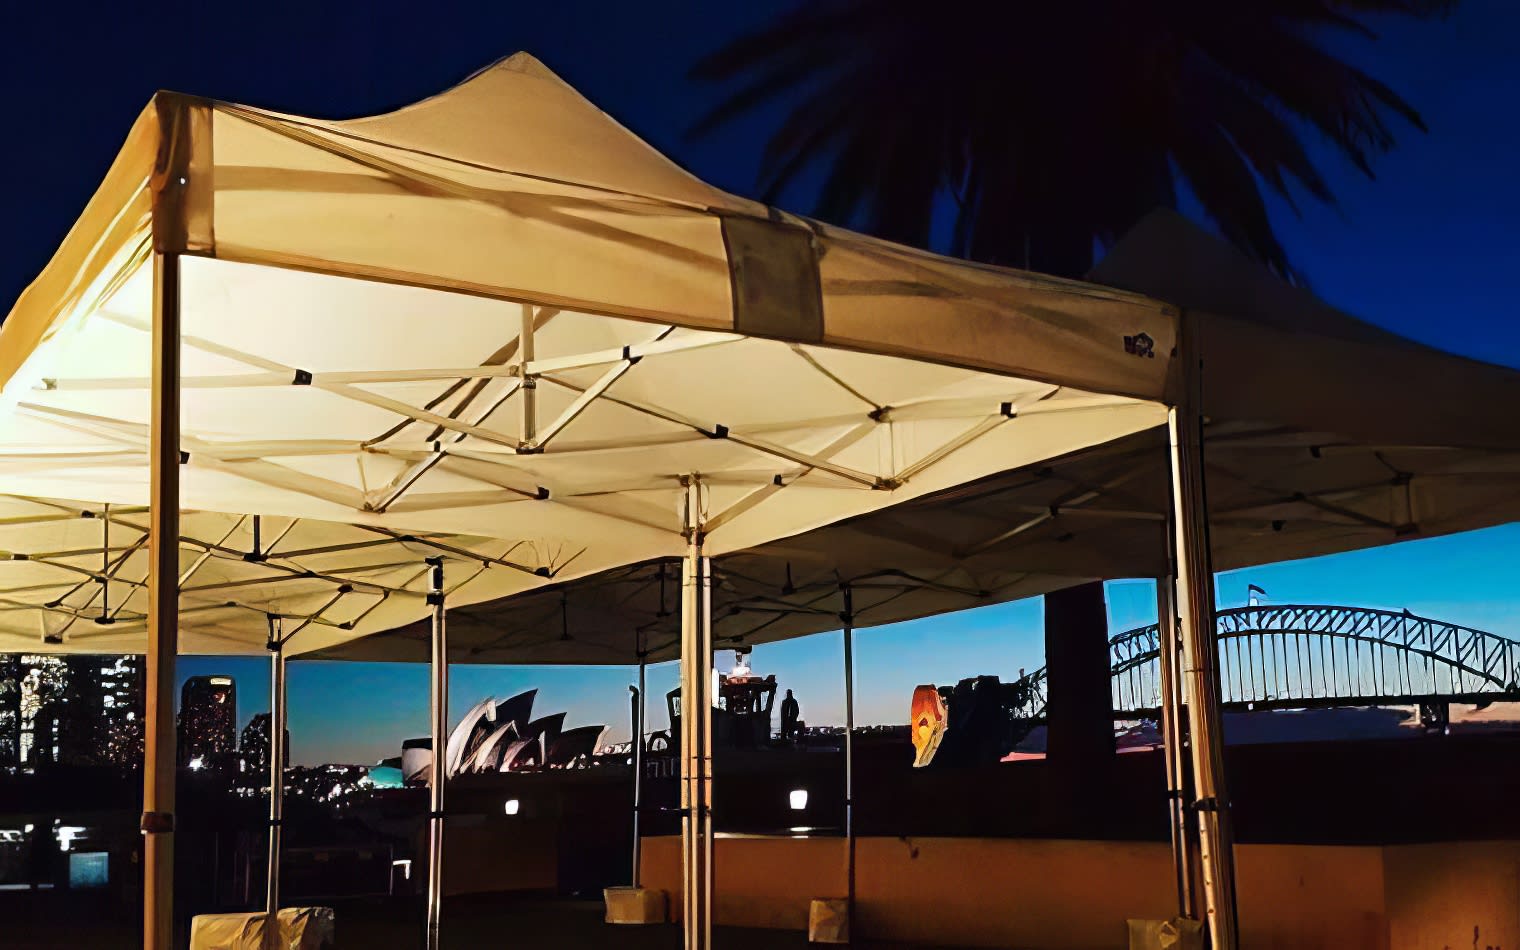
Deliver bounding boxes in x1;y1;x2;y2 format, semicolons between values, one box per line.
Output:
4;1;1518;764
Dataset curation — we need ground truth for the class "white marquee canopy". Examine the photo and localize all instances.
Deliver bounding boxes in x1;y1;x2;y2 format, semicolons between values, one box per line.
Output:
0;54;1176;657
321;213;1520;665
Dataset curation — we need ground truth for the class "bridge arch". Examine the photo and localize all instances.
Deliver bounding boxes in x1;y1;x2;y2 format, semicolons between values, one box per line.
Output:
1010;605;1520;720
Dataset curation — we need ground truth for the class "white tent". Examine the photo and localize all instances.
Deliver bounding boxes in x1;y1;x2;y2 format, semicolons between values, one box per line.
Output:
0;53;1173;659
0;52;1186;950
320;212;1520;665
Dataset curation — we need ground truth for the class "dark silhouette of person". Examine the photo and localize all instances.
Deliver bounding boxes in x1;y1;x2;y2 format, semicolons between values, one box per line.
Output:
780;689;800;740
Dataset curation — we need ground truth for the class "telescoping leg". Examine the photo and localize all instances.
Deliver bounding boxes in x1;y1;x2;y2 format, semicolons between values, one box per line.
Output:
1168;375;1240;948
1155;573;1195;919
632;657;647;886
679;477;713;950
841;584;857;929
143;249;181;950
265;617;287;949
425;557;448;950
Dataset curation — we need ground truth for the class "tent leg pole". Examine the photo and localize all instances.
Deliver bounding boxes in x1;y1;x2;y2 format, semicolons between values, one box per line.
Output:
841;584;856;929
425;557;448;950
143;249;180;950
521;304;537;446
265;619;286;949
680;476;712;950
1155;573;1195;919
632;658;646;887
1169;375;1240;949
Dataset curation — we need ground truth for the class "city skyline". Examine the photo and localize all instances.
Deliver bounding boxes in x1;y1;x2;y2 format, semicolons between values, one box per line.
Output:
173;520;1520;766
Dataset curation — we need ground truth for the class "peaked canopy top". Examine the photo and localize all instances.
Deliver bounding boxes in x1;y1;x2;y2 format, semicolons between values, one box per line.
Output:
311;52;765;214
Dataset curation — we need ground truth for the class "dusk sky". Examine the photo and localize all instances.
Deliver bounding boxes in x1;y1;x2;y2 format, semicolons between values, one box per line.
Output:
6;2;1520;764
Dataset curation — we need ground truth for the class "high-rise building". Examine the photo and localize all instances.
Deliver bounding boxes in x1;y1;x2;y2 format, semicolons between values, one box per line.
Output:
0;654;145;769
91;656;144;767
239;712;289;776
17;655;68;766
0;655;19;766
178;675;237;767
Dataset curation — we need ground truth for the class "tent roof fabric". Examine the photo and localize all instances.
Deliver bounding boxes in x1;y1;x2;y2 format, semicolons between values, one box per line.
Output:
320;424;1520;665
0;54;1174;657
0;494;522;656
317;217;1520;665
1097;211;1520;452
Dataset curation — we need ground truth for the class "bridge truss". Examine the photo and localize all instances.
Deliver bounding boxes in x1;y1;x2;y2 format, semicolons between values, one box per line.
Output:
1011;604;1520;720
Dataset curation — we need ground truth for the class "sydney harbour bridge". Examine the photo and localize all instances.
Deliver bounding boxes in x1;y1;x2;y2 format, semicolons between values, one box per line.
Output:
1008;605;1520;723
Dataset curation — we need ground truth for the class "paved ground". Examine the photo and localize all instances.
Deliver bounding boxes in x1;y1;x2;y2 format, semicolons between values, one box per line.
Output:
4;891;975;948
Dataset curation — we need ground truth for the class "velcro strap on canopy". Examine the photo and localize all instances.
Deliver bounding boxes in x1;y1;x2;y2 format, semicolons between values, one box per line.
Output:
720;214;823;344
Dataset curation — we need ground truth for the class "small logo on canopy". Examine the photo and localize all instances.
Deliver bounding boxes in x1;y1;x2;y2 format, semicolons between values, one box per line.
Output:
1123;332;1156;359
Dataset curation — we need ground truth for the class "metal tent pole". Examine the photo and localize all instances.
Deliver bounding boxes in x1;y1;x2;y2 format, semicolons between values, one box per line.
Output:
1155;573;1195;919
425;557;448;950
520;304;537;446
841;584;857;923
680;476;713;950
1168;316;1240;950
264;617;286;948
143;248;181;950
631;656;646;887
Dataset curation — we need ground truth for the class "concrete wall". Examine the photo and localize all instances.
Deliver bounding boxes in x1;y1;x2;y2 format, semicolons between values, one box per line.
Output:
432;816;559;896
641;835;1520;949
1235;844;1387;950
1384;841;1520;950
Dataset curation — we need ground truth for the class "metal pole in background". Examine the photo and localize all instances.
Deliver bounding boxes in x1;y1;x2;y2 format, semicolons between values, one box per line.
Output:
143;248;181;950
1155;573;1195;919
680;476;713;950
1168;313;1240;949
264;617;287;947
520;303;537;446
425;557;448;950
841;584;857;923
631;655;646;886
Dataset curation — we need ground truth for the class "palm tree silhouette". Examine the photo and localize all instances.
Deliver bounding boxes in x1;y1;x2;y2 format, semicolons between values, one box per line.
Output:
689;2;1456;806
690;0;1453;279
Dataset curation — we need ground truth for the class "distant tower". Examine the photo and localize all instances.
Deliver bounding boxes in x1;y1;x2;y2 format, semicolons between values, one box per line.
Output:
0;655;20;766
100;656;146;768
16;655;68;766
240;712;289;775
179;676;237;767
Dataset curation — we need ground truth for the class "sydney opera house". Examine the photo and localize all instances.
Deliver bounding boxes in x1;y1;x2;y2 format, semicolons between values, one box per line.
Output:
401;690;606;783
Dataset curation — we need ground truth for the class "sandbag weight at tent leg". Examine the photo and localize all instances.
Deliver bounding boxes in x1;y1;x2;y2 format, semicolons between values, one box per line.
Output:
265;618;287;950
425;557;448;950
1168;325;1240;950
680;477;713;950
143;249;181;950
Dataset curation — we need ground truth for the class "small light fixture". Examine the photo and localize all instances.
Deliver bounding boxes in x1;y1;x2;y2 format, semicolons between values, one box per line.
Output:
789;789;808;811
504;798;521;816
